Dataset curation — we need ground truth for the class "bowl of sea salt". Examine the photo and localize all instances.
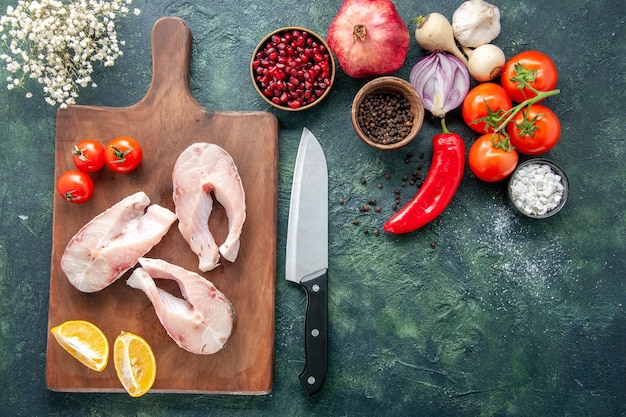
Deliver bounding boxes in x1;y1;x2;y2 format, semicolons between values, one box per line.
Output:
507;158;569;219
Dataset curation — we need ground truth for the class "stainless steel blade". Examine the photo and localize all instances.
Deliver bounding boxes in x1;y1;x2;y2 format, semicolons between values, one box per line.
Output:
285;127;328;284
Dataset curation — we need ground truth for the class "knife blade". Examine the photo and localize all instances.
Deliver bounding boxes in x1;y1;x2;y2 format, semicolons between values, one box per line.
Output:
285;127;328;396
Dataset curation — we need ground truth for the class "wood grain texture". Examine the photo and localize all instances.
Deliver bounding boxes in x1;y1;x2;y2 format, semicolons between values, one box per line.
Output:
45;17;279;394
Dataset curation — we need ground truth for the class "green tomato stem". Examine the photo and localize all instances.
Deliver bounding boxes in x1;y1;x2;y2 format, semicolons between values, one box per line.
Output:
494;88;560;135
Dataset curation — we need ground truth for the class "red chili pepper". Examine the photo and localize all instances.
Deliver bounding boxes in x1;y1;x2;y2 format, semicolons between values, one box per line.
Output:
384;119;465;234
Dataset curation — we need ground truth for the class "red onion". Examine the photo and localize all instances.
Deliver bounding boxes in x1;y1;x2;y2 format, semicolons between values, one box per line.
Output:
409;51;470;117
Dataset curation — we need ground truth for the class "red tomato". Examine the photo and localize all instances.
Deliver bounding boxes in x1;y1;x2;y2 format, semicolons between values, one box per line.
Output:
57;170;94;203
72;139;105;173
506;104;561;155
462;83;513;133
104;136;143;174
468;133;519;182
501;50;558;103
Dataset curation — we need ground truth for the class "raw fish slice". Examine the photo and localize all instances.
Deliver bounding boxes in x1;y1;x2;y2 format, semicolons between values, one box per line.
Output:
60;192;177;293
127;257;235;355
172;143;246;271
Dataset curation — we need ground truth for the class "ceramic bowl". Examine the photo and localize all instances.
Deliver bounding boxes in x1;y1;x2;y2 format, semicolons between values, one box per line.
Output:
507;158;569;219
351;76;425;150
250;27;335;111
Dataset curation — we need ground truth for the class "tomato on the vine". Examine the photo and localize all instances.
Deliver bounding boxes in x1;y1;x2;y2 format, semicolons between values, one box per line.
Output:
72;139;105;173
104;136;143;174
506;104;561;155
501;50;558;104
468;133;518;182
462;83;512;133
57;170;94;203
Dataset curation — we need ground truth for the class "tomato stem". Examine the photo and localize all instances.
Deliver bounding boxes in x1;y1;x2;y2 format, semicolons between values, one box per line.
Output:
493;88;560;135
109;145;135;163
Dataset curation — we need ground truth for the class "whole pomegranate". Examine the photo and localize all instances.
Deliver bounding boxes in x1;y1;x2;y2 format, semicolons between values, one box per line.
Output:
327;0;410;78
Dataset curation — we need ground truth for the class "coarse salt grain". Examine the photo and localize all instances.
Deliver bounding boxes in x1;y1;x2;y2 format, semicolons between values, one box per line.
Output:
510;163;564;216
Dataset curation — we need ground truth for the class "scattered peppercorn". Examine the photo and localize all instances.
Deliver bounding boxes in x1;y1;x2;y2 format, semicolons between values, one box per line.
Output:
352;219;360;225
363;227;369;234
384;173;391;180
361;177;367;185
375;206;381;213
360;205;370;212
430;242;436;248
357;92;414;145
373;228;380;236
377;183;383;189
338;198;345;205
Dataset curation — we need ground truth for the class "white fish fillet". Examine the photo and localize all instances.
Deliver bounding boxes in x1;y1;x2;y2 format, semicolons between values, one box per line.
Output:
127;257;235;355
172;143;246;272
60;192;177;293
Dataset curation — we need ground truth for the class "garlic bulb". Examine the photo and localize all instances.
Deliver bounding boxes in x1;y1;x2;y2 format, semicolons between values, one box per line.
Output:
452;0;501;48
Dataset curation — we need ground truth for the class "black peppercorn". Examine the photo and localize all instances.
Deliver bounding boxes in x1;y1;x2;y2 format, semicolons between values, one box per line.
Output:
357;92;414;145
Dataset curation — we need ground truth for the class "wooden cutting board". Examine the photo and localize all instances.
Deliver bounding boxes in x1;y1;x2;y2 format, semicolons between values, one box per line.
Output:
46;17;279;394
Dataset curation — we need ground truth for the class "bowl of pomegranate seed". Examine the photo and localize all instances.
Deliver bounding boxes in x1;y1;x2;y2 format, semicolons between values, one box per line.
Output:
351;76;425;150
251;27;335;111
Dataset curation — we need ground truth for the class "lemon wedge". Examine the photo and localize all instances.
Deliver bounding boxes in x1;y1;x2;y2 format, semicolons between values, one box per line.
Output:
50;320;109;372
113;331;156;397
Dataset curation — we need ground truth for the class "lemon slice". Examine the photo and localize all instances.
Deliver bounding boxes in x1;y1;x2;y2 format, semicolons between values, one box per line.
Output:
50;320;109;372
114;331;157;397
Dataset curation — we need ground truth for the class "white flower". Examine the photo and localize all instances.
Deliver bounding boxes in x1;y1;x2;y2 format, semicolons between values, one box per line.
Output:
0;0;141;107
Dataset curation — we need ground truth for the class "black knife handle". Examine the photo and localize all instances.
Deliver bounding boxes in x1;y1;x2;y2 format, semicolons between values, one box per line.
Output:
298;269;328;396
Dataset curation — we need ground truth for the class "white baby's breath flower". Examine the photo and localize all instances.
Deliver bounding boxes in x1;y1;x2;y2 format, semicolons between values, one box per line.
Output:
0;0;140;107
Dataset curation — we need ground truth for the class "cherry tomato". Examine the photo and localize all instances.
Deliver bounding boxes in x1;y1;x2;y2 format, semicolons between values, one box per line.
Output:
72;139;105;173
501;50;558;104
57;170;94;203
462;83;512;133
104;136;143;174
506;104;561;155
468;133;518;182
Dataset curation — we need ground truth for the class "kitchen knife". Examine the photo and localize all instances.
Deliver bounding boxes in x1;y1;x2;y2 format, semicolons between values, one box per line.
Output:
285;127;328;396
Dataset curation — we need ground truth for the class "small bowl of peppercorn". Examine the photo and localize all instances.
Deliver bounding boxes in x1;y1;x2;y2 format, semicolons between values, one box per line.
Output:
351;76;425;150
251;27;335;111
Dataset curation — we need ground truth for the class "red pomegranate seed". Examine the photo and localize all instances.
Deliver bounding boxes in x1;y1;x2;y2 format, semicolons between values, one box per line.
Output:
254;29;332;109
